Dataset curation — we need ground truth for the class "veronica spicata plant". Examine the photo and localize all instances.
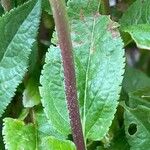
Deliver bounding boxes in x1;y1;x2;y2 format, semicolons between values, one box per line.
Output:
0;0;150;149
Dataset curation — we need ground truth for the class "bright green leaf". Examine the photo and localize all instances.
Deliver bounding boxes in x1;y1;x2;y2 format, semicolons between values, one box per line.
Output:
3;118;37;150
0;0;41;116
3;109;67;150
40;15;125;140
41;136;76;150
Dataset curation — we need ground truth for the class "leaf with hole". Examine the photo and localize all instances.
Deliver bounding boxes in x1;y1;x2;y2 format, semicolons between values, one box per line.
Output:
123;103;150;150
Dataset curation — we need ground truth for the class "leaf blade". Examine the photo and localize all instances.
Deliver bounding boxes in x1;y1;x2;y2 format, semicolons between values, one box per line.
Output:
40;16;125;140
3;118;37;150
41;136;76;150
0;0;41;116
120;0;150;49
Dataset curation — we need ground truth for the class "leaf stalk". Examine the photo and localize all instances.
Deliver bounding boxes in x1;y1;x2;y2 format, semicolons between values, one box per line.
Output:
48;0;86;149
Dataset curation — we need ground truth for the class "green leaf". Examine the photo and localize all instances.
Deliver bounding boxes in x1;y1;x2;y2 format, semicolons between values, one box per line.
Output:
121;82;150;150
42;0;51;14
120;0;150;27
0;0;41;116
41;136;76;150
23;78;41;108
123;66;150;93
35;107;67;140
40;15;125;140
40;47;70;135
128;88;150;108
3;108;67;150
3;118;37;150
122;24;150;50
108;131;130;150
123;104;150;150
35;107;68;149
120;0;150;49
67;0;100;19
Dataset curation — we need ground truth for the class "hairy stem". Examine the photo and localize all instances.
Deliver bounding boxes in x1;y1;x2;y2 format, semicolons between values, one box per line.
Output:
100;0;110;15
48;0;86;149
1;0;11;11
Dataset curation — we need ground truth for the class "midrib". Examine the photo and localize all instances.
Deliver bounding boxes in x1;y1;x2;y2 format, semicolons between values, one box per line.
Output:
82;16;96;139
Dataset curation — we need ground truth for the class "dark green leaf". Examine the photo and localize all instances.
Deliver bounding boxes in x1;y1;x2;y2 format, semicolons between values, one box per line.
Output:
123;66;150;93
123;104;150;150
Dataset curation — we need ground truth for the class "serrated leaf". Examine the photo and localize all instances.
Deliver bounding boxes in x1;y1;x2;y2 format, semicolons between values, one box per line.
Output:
40;47;70;135
35;107;68;149
35;107;67;140
41;136;76;150
123;104;150;150
0;0;41;116
40;15;125;140
3;108;67;150
120;0;150;49
3;118;37;150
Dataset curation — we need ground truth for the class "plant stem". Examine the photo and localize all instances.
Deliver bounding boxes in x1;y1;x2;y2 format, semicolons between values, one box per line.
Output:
48;0;86;150
100;0;110;15
1;0;11;11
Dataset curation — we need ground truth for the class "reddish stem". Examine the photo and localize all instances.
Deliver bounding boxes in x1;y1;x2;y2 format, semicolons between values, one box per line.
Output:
48;0;86;149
